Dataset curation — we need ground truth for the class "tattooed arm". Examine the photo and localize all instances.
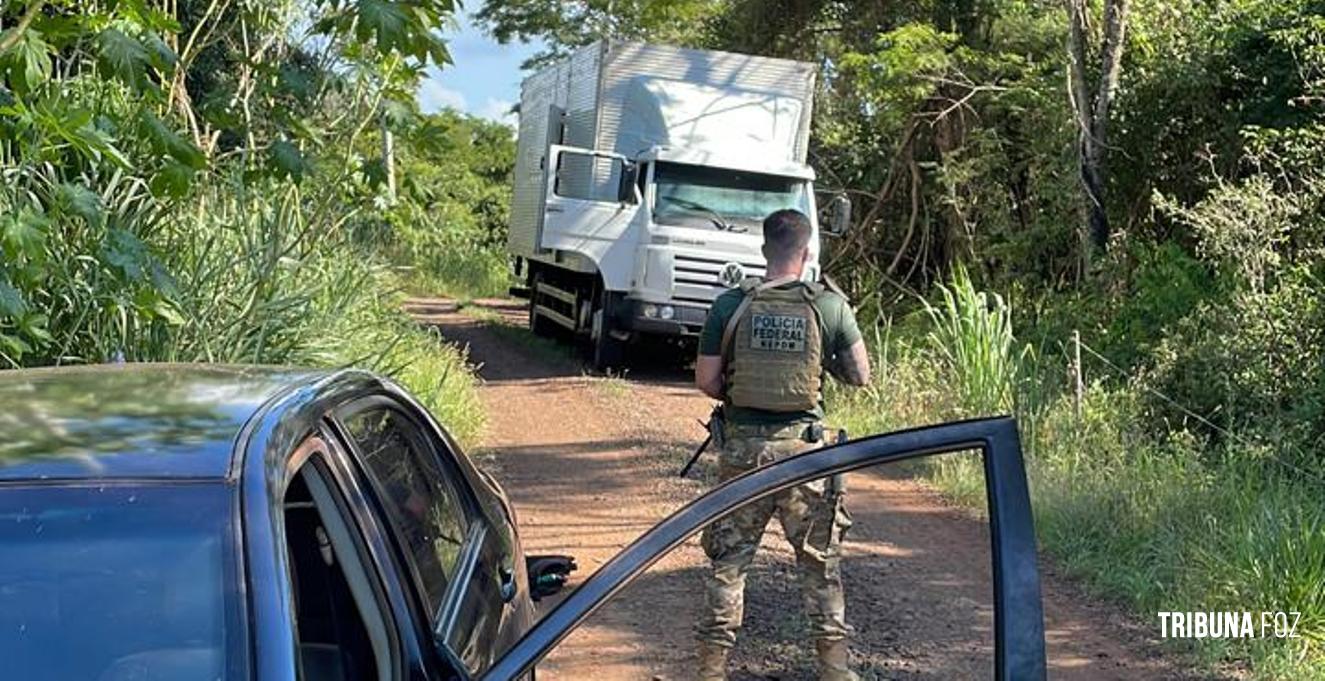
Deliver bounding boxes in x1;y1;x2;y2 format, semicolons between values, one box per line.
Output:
828;339;872;387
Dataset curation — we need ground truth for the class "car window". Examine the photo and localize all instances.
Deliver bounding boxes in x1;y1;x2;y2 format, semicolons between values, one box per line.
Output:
283;458;394;681
439;527;509;676
341;405;472;619
0;484;241;681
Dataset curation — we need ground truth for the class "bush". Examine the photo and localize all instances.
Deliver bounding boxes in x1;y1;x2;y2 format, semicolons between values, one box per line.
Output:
1017;241;1221;370
830;279;1325;678
0;167;178;367
0;0;494;446
358;110;517;300
1142;266;1325;454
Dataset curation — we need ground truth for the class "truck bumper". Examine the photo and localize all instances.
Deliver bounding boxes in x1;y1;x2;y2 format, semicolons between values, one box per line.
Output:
620;299;709;337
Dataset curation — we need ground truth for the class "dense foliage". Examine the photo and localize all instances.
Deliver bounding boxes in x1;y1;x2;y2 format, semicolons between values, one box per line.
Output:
476;0;1325;674
3;0;1322;674
0;0;511;443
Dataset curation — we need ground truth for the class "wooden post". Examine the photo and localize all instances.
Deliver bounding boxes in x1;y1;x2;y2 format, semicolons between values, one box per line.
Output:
1072;330;1084;420
381;112;396;200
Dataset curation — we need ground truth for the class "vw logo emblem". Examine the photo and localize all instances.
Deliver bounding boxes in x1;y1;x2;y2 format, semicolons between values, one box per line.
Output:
718;262;745;288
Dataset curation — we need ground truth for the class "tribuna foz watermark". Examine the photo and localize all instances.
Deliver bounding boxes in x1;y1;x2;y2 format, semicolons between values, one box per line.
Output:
1158;611;1302;639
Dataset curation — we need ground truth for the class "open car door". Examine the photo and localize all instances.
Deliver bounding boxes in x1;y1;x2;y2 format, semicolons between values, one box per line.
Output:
481;416;1047;681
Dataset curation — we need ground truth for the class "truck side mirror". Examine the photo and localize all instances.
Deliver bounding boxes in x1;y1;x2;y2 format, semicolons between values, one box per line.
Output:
618;162;640;204
823;193;851;236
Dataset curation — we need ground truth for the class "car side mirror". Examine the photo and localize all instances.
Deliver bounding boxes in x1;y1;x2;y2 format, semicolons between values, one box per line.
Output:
526;554;577;601
618;162;640;204
822;193;851;236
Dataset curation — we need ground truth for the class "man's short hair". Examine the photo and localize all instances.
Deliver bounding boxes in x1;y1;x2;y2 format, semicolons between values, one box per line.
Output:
763;209;813;264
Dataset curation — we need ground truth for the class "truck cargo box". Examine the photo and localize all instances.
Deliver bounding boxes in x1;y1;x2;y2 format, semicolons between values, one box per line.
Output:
508;41;818;262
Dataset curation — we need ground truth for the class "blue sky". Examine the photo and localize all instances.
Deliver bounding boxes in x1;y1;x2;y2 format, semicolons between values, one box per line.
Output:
417;12;544;124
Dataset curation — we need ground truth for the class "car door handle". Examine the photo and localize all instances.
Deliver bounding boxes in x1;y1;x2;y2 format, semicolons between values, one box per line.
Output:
545;206;564;213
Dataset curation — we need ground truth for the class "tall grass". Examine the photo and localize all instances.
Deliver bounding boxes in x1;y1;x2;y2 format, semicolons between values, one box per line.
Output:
165;182;488;446
357;203;514;301
922;265;1028;416
830;270;1324;679
2;170;486;447
399;245;513;301
0;167;173;366
1029;390;1324;678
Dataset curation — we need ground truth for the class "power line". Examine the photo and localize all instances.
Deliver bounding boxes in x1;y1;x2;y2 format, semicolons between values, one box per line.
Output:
1075;338;1325;489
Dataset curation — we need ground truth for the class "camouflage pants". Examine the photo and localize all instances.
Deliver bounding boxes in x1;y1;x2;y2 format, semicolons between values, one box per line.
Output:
697;424;853;648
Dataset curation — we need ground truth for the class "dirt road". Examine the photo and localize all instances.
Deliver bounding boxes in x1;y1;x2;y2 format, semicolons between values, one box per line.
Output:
408;298;1212;680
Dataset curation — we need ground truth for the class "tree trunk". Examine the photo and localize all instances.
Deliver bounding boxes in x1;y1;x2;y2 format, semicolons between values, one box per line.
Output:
1066;0;1129;271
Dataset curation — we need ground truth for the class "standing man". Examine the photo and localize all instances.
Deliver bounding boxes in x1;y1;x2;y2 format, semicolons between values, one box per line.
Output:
694;209;872;680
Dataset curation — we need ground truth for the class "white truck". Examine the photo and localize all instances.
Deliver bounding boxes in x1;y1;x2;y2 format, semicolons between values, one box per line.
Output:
507;40;849;369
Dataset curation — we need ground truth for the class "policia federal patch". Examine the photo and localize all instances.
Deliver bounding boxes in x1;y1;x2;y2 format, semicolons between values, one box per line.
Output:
750;313;809;352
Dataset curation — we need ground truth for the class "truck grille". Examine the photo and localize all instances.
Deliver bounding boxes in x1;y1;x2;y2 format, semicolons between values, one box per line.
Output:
673;254;766;306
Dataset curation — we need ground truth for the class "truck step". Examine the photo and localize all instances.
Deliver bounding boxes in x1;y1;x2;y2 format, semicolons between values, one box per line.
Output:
532;303;577;330
534;280;578;305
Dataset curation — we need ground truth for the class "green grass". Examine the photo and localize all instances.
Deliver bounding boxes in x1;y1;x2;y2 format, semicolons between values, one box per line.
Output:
455;301;504;324
391;243;513;301
318;279;486;448
1;175;488;449
829;274;1324;679
594;370;632;398
1030;394;1324;678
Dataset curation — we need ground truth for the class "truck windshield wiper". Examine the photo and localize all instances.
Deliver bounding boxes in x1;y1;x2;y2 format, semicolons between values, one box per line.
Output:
658;196;747;233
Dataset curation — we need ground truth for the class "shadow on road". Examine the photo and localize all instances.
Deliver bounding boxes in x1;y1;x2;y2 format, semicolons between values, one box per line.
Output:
407;297;697;384
411;295;1211;681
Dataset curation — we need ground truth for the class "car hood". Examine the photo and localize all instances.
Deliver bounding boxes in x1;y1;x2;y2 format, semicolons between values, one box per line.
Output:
0;364;327;482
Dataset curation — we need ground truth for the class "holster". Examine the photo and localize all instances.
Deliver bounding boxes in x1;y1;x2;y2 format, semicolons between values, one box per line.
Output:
805;451;852;559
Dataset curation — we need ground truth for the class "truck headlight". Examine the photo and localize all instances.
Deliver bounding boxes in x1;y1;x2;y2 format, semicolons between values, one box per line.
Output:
659;305;675;320
642;304;659;318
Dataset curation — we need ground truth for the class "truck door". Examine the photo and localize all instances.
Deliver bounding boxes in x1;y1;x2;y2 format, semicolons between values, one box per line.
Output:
540;145;640;289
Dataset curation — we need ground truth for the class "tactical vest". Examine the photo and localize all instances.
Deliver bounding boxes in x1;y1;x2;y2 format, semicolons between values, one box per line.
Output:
720;276;825;412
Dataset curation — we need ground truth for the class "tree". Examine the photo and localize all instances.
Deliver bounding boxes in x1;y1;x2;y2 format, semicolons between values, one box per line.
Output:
474;0;715;66
1065;0;1129;270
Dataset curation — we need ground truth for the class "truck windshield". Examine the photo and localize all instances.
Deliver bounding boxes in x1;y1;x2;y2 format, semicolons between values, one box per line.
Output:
0;483;241;681
653;161;809;233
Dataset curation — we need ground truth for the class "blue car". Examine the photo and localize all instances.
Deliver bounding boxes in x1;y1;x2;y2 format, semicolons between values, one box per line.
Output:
0;365;1046;681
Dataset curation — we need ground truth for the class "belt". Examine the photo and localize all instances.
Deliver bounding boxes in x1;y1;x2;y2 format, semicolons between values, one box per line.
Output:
724;421;824;443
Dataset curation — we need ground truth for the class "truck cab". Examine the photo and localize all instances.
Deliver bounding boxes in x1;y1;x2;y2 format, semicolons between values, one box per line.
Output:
629;148;819;333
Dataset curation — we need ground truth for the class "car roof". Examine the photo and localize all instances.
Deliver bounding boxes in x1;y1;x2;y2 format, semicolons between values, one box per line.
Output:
0;364;330;483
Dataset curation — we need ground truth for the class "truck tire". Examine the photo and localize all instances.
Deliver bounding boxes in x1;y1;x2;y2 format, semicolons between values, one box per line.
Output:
590;290;626;372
